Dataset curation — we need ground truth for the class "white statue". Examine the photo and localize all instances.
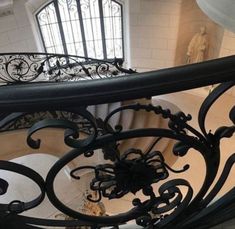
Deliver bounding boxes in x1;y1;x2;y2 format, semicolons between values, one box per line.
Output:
186;26;209;64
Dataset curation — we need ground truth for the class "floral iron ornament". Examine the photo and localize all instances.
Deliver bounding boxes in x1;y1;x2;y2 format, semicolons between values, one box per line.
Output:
71;149;174;200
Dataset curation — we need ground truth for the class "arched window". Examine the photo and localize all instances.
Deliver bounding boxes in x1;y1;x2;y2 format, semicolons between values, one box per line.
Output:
36;0;124;60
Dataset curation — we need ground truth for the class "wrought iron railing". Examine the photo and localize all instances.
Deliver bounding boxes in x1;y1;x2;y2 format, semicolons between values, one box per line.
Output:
0;53;235;228
0;53;135;84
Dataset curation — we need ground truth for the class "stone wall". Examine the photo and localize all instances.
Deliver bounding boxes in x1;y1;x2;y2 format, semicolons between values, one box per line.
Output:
0;0;37;52
128;0;181;71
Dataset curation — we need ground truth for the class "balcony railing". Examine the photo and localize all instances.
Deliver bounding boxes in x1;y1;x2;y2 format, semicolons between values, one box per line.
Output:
0;53;235;228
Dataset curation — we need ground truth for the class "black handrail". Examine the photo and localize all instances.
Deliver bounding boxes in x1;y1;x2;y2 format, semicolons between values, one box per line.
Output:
0;55;235;112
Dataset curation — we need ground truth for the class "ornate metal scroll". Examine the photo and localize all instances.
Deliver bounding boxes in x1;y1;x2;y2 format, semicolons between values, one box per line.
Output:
1;54;235;228
0;110;96;135
0;53;135;84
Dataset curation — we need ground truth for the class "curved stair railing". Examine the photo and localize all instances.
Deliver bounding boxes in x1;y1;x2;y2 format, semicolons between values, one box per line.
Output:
0;53;136;84
0;53;235;228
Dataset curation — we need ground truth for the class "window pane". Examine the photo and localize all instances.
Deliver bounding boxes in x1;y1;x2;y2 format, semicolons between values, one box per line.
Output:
37;2;64;54
58;0;79;21
106;39;114;58
80;0;103;59
67;43;76;55
114;39;122;58
71;20;83;43
54;45;64;53
58;0;84;56
37;3;58;26
86;41;96;58
94;39;104;59
75;42;85;56
51;23;63;46
102;0;123;58
37;0;124;59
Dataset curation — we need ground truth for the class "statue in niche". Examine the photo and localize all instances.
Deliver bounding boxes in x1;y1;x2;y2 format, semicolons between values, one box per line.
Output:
186;26;209;64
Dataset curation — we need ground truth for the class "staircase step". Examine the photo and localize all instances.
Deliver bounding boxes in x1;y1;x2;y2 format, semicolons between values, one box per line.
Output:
131;108;162;153
95;104;109;120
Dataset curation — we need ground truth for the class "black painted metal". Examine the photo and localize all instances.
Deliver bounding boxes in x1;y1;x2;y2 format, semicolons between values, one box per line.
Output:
0;52;133;84
1;53;235;228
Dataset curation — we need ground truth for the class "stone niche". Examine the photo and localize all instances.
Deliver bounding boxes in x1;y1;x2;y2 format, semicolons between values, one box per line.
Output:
175;0;224;66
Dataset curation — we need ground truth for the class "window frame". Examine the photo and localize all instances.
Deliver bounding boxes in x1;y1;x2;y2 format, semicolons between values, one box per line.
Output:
35;0;125;60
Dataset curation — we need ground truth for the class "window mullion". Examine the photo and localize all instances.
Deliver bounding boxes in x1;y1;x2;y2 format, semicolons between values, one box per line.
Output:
98;0;107;59
76;0;88;57
54;0;68;54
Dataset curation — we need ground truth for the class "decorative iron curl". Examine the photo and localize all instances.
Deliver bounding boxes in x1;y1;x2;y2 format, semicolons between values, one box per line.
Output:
104;102;205;141
26;107;98;149
0;53;135;84
0;110;96;135
87;149;189;201
0;160;45;214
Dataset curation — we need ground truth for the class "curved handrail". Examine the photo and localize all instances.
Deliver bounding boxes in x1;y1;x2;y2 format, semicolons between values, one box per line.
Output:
0;55;234;112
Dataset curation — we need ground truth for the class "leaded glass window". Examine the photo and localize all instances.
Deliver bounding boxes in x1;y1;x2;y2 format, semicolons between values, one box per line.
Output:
36;0;124;59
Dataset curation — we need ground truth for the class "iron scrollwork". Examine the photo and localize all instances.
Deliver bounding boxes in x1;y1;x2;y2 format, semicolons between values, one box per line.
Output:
0;53;135;84
1;54;235;228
